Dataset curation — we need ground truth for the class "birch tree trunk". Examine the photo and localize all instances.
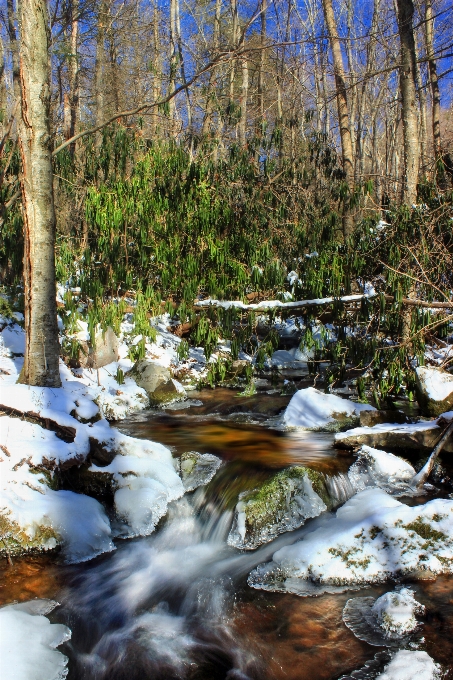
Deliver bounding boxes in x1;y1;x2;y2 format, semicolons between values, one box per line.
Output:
395;0;419;205
17;0;61;387
322;0;355;239
63;0;78;153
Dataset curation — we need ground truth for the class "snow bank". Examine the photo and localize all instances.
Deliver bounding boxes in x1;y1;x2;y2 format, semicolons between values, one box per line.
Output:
416;366;453;402
376;650;441;680
348;445;417;496
0;600;71;680
248;488;453;593
282;387;375;431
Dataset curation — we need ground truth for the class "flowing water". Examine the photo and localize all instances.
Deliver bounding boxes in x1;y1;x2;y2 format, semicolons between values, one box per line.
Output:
2;389;453;679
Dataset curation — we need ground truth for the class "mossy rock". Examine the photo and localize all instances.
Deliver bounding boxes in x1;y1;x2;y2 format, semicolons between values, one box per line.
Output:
0;511;60;558
228;466;329;550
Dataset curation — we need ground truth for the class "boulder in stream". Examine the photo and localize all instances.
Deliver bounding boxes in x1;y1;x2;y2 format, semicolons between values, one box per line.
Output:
415;366;453;417
282;387;375;431
228;466;329;550
131;360;187;404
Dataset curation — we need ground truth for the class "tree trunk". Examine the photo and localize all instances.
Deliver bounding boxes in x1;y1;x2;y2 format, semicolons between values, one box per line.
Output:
7;0;21;105
425;0;441;160
17;0;61;387
169;0;177;135
322;0;355;239
63;0;79;154
395;0;419;205
201;0;221;137
239;56;248;146
95;0;107;146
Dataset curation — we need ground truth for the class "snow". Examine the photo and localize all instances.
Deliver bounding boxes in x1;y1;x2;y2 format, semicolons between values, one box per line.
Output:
248;488;453;593
1;324;25;354
376;650;441;680
0;600;71;680
416;366;453;402
348;445;416;496
282;387;375;430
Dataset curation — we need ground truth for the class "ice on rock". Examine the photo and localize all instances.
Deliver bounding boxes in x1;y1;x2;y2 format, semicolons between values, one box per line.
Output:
179;452;222;492
89;429;185;537
342;588;424;647
248;488;453;594
376;650;441;680
0;600;71;680
348;445;417;496
228;467;328;550
282;387;375;431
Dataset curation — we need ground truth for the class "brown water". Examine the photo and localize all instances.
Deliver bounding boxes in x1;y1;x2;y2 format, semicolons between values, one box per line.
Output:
2;388;453;680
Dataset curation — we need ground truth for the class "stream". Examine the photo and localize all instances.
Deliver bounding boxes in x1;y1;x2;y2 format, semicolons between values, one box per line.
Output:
2;388;453;679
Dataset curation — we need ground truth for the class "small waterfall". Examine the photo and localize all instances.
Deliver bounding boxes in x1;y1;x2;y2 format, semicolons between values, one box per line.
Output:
325;472;356;507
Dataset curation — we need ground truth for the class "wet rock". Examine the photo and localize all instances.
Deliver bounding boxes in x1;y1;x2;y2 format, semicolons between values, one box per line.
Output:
335;415;453;453
179;451;222;492
76;327;119;369
228;466;329;550
415;366;453;417
359;409;408;427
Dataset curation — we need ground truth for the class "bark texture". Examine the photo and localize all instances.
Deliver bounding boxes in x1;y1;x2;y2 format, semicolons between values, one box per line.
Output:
322;0;354;239
395;0;419;205
18;0;61;387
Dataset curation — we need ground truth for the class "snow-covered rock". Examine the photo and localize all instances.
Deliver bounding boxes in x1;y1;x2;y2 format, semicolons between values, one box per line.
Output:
248;488;453;594
348;445;417;496
342;588;424;648
228;466;328;550
0;600;71;680
371;588;424;635
335;412;453;453
73;325;119;369
376;650;441;680
416;365;453;416
282;387;375;431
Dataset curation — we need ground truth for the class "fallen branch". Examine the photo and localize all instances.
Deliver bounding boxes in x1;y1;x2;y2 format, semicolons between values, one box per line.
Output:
411;419;453;487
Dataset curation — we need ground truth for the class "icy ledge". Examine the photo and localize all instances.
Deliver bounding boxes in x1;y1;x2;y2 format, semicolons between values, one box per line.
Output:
248;488;453;594
0;600;71;680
